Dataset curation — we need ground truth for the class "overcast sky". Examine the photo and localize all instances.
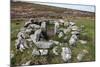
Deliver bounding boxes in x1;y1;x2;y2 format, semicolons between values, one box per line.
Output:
34;2;95;12
12;0;95;12
13;0;95;5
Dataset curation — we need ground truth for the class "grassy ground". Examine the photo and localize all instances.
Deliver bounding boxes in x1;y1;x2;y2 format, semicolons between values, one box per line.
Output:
11;17;95;66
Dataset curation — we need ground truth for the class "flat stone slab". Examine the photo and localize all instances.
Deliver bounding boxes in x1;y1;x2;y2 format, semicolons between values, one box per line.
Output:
35;41;54;48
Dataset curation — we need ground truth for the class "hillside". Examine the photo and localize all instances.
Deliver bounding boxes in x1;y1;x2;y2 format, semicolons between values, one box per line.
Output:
11;1;95;20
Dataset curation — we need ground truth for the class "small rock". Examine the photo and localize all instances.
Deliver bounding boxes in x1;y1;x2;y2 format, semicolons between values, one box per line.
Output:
58;32;64;38
54;21;60;34
49;40;60;45
61;47;72;62
59;19;65;23
69;34;78;46
32;49;40;56
53;46;59;55
62;28;71;34
77;49;88;61
39;49;48;55
25;28;32;34
77;53;84;61
82;49;89;54
79;40;87;44
69;22;75;26
35;41;54;48
64;22;69;27
71;26;79;31
71;31;80;35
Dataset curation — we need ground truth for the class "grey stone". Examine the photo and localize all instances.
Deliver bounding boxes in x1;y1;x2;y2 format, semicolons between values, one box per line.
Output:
35;41;54;48
54;22;60;34
58;32;64;38
53;46;59;55
69;34;78;46
77;49;88;61
39;49;48;55
32;49;40;56
71;26;79;31
49;40;60;45
61;47;72;62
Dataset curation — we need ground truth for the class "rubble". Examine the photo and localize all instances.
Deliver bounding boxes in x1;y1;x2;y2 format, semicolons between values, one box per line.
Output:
14;18;89;63
32;49;40;56
39;49;48;55
58;32;64;38
69;34;78;46
34;41;54;48
61;47;72;62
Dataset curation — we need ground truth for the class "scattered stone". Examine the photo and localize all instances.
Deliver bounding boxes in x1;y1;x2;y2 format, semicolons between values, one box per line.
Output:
77;49;89;61
71;26;79;31
26;38;33;47
64;22;69;27
53;46;59;55
69;34;78;46
59;19;65;23
69;22;75;26
41;21;46;29
60;27;71;34
30;24;40;29
39;49;48;55
61;47;72;62
63;29;68;34
35;41;54;48
58;32;64;38
30;29;42;43
16;28;29;51
17;30;25;39
25;28;32;34
49;40;60;45
15;39;26;52
14;18;89;63
32;49;40;56
64;27;71;33
71;31;80;35
79;40;87;44
54;21;60;34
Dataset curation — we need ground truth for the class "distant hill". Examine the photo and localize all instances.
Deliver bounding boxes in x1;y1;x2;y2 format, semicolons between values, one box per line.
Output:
11;1;95;20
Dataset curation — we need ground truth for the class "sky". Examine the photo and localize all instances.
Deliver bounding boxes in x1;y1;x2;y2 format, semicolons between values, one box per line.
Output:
13;0;95;12
33;2;95;12
13;0;96;5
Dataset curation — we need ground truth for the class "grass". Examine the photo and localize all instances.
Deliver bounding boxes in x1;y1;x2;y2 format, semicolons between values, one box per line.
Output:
11;17;95;66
